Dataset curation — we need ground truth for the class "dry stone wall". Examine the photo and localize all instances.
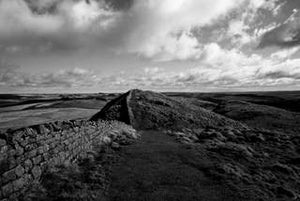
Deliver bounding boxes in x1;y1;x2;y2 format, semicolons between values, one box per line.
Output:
0;120;133;201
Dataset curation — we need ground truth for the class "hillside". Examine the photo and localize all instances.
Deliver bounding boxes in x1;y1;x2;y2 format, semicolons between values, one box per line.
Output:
91;89;247;131
214;100;300;133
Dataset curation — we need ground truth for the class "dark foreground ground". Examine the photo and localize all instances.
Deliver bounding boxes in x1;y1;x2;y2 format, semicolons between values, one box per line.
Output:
108;131;241;201
22;128;300;201
21;131;252;201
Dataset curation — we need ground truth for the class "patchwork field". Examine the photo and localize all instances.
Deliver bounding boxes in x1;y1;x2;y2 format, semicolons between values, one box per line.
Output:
0;93;118;130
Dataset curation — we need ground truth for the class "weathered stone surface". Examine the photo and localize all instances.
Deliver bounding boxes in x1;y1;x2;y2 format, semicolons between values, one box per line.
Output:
0;145;8;154
32;155;42;165
31;166;42;179
2;169;16;184
23;159;33;172
12;177;25;191
15;165;24;178
1;182;13;197
0;139;6;147
0;119;136;199
14;146;24;157
38;125;50;134
27;149;37;158
111;142;120;150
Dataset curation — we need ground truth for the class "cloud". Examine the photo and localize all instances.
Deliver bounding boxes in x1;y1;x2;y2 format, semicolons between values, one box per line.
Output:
24;0;61;14
0;0;120;54
104;0;134;11
270;46;300;60
0;59;24;87
259;71;300;80
0;61;99;88
0;0;256;60
0;0;288;61
34;68;99;88
259;10;300;48
104;43;300;90
116;0;247;61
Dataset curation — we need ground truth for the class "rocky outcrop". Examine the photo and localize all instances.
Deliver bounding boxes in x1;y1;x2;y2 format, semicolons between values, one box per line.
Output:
91;89;248;130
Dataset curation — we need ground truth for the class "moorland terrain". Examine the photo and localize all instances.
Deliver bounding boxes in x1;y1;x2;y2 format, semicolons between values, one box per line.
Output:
0;90;300;201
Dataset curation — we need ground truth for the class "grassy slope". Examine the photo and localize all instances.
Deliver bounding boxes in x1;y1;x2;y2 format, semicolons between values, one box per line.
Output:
0;108;98;130
108;131;244;201
213;100;300;133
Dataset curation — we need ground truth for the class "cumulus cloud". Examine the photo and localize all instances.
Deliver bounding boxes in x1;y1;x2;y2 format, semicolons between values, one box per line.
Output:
0;0;261;60
270;46;300;60
105;43;300;90
117;0;250;60
0;60;99;88
1;0;300;92
34;68;99;88
222;0;283;48
0;0;120;53
0;0;288;60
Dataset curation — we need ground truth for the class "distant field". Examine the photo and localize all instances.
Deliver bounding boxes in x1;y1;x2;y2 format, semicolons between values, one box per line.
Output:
1;91;300;131
0;93;119;130
165;91;300;112
0;108;98;131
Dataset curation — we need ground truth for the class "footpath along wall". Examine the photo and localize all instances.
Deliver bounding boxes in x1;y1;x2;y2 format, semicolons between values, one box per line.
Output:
0;120;137;200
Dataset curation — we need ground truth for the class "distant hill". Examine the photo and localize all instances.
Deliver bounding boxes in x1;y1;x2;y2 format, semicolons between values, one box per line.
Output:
91;89;247;131
214;100;300;133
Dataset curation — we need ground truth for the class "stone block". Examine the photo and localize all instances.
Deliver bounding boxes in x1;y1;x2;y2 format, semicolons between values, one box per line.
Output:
19;138;29;148
15;146;24;156
12;177;25;191
7;149;16;157
0;139;6;147
51;123;61;132
8;157;17;170
0;145;8;154
43;144;50;152
15;165;25;178
1;182;13;198
31;166;42;179
39;162;48;170
23;159;33;172
50;142;56;149
23;174;32;185
2;169;16;184
42;153;50;161
37;146;44;154
25;128;35;136
27;149;37;158
38;125;50;134
32;155;42;165
24;144;36;152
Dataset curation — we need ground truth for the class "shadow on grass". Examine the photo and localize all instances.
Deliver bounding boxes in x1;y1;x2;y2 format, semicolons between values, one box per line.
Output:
21;146;115;201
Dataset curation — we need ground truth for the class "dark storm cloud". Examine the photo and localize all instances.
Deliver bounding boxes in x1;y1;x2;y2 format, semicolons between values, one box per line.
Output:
258;0;300;49
24;0;61;14
259;23;300;48
260;71;300;80
103;0;134;11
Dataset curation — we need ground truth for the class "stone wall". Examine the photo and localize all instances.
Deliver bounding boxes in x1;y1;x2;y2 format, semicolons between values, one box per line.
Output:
0;120;133;200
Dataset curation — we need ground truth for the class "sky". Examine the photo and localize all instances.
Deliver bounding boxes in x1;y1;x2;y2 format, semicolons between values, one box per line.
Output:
0;0;300;93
